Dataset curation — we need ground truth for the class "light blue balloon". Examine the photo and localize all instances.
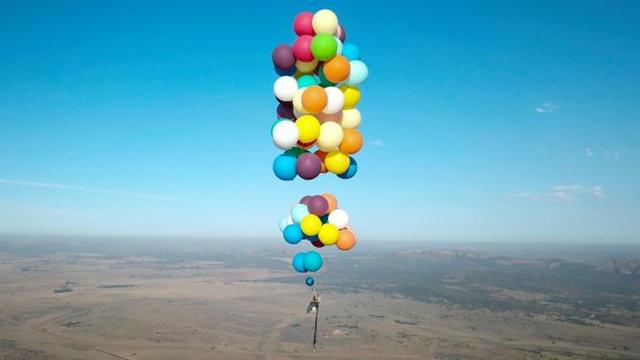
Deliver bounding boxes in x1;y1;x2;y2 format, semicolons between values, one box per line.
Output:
347;60;368;86
303;251;323;272
291;204;309;223
273;153;297;181
292;252;307;273
279;216;290;232
341;43;361;61
338;156;358;179
283;224;303;244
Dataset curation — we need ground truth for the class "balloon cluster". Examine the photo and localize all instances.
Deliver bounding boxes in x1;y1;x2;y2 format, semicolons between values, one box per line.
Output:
279;193;357;284
272;9;368;181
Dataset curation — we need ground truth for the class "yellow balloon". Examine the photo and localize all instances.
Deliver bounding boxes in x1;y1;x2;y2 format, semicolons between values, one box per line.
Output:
316;121;344;151
296;59;318;73
318;223;339;245
324;150;350;174
301;214;322;236
340;108;361;129
296;115;320;143
312;9;338;34
340;84;361;109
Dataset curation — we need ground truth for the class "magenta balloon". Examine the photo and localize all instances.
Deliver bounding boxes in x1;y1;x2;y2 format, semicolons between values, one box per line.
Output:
307;195;329;216
272;44;296;69
300;195;313;205
292;35;314;62
295;153;321;180
277;103;294;119
293;12;314;36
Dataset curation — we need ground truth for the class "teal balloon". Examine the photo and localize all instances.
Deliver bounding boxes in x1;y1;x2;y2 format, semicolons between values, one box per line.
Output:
318;67;336;87
292;252;307;273
284;147;305;158
303;251;323;272
338;157;358;179
297;75;319;88
341;43;361;61
283;224;303;244
291;204;309;223
273;154;297;180
346;60;368;86
279;216;290;232
305;276;315;286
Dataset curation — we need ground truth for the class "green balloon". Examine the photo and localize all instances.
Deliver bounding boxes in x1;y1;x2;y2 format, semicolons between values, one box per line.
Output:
311;34;338;61
297;75;319;89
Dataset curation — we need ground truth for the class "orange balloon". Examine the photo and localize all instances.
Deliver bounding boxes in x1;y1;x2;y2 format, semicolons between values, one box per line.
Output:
339;128;363;154
323;55;350;83
301;86;328;113
336;229;356;251
315;150;328;173
322;192;338;212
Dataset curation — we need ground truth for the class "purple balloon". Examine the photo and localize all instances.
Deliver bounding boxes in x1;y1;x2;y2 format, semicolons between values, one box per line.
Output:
277;103;294;119
272;44;296;69
295;153;321;180
307;195;329;216
300;195;313;205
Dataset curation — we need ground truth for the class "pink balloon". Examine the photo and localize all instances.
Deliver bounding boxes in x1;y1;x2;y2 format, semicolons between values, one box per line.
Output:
292;35;314;62
293;12;314;36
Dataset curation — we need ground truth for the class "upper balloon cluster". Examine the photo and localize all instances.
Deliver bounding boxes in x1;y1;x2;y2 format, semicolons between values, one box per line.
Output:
272;10;368;181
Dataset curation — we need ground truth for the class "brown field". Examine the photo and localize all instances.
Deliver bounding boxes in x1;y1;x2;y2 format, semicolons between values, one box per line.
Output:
1;248;640;360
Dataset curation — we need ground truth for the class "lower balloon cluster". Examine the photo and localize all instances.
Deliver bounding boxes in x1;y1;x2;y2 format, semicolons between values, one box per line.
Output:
279;193;357;285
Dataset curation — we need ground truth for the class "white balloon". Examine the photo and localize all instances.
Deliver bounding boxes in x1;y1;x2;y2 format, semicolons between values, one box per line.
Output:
334;36;343;55
273;76;297;102
323;86;345;114
272;120;299;149
292;88;308;114
279;215;293;232
317;121;344;151
346;60;368;86
328;209;349;229
340;108;361;129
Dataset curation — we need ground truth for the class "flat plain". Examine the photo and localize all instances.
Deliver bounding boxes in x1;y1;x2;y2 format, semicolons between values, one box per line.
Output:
1;238;639;359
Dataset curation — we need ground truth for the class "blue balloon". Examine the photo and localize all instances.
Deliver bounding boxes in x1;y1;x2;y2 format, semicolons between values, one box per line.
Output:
341;43;361;61
305;276;315;286
273;154;297;180
303;251;323;272
292;252;307;273
320;214;329;223
305;234;319;241
275;64;296;76
283;224;303;244
338;157;358;179
291;204;309;223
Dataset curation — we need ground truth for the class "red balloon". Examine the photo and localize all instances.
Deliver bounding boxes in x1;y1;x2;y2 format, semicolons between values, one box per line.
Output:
311;240;325;248
293;35;314;62
293;12;314;36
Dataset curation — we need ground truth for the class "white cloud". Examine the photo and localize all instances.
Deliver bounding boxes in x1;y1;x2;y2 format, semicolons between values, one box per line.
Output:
0;178;188;202
535;102;558;113
507;184;605;202
369;140;384;147
584;147;594;157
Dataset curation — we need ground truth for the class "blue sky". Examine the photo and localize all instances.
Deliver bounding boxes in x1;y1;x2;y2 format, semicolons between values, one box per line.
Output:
0;1;638;242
